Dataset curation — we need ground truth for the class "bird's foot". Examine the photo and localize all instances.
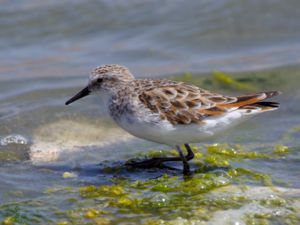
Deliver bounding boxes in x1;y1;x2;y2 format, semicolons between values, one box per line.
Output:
125;157;168;169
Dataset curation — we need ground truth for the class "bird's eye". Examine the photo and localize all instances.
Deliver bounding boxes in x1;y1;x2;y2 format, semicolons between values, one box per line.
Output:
97;78;103;83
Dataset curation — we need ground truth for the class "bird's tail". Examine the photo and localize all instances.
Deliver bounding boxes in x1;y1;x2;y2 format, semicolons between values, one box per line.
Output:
237;91;281;112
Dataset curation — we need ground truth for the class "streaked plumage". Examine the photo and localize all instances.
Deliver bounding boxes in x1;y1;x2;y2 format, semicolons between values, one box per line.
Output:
65;64;281;174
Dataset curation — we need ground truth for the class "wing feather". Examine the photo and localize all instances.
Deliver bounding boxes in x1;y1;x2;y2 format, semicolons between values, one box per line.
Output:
137;80;280;125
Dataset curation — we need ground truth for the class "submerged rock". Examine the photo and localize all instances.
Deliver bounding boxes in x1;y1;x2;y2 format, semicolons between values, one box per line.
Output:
0;134;30;162
29;118;132;164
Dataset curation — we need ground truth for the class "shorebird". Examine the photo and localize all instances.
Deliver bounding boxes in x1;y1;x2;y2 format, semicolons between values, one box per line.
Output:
65;65;280;175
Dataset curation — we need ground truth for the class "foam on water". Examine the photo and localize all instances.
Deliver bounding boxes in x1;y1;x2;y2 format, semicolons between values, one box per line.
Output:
0;134;28;146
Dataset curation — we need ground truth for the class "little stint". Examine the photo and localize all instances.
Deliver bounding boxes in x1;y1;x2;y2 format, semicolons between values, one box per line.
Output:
66;64;280;174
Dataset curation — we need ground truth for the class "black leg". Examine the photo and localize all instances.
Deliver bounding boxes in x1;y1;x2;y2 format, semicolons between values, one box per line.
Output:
126;144;195;173
184;143;194;161
176;145;190;175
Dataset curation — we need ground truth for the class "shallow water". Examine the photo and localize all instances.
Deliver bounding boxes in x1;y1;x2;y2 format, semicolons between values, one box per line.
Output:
1;1;300;224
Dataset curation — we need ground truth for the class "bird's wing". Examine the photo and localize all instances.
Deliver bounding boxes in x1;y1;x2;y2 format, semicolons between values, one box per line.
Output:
138;80;280;125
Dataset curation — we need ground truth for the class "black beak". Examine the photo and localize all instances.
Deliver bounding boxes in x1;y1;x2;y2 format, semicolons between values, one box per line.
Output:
65;86;90;105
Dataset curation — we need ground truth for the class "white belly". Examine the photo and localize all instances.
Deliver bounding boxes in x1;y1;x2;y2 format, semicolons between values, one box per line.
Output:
113;110;254;146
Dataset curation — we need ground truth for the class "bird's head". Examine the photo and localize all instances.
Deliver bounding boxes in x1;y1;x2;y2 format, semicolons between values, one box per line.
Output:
65;64;134;105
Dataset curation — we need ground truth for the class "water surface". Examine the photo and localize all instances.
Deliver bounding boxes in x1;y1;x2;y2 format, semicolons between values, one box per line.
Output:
0;1;300;224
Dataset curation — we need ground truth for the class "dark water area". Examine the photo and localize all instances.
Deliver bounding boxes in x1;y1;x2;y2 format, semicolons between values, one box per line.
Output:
0;1;300;224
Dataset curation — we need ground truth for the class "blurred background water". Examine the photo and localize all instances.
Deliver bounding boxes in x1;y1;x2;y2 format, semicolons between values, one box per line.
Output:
0;0;300;224
2;0;300;80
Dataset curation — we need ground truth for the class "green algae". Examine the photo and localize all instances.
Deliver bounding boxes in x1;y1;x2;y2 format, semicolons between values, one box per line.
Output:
54;207;112;225
282;124;300;143
59;144;295;224
1;143;299;225
131;149;178;160
2;217;14;225
273;145;289;155
260;197;287;208
80;185;126;198
244;212;300;225
203;154;230;167
169;65;300;95
50;171;240;223
212;71;256;91
0;202;53;225
206;144;272;159
137;143;278;165
228;168;273;186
